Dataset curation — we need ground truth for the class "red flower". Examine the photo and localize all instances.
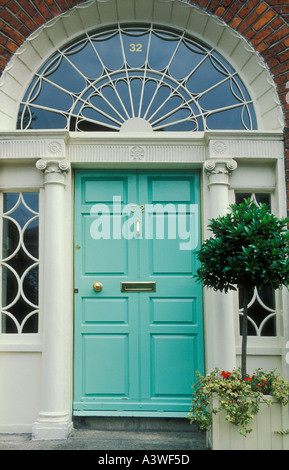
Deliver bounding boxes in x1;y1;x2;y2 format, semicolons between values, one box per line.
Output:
221;371;231;379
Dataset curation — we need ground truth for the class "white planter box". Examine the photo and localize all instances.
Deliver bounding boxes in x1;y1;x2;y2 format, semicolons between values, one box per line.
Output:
207;395;289;450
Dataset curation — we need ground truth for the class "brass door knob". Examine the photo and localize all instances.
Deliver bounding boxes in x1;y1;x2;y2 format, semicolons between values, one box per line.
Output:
93;281;103;292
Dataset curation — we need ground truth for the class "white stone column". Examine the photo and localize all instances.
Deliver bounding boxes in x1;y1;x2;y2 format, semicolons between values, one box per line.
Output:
32;159;72;440
203;159;238;372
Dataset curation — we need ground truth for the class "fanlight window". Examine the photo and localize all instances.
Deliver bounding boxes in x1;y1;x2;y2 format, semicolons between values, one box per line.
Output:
17;25;257;132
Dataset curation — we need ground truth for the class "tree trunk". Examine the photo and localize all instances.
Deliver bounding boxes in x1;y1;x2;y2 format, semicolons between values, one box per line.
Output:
241;286;249;380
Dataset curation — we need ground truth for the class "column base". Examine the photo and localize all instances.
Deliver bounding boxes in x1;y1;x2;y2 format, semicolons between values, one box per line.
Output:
32;412;73;440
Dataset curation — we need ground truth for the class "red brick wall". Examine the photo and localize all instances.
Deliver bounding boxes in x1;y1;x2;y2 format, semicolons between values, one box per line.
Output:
0;0;289;210
0;0;87;70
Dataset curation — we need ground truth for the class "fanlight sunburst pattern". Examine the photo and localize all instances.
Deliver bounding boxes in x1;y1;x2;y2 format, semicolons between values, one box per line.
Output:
17;25;257;132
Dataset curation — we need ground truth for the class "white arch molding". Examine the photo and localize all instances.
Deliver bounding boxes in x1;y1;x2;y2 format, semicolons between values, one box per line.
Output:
0;0;284;131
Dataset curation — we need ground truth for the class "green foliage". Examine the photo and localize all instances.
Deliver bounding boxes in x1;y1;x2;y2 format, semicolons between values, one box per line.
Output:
187;368;289;437
275;429;289;436
195;199;289;293
189;200;289;436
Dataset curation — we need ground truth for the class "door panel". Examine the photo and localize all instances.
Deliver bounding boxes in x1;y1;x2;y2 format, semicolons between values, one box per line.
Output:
83;334;129;396
152;335;198;394
74;170;204;415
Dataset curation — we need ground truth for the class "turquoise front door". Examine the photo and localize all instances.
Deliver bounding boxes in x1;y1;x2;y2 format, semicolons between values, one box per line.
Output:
73;170;204;416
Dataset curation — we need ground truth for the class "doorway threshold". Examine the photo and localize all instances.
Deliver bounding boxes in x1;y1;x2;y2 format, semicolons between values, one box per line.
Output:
73;410;188;418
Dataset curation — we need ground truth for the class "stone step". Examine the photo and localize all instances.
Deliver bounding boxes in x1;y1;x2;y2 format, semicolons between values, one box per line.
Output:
73;416;194;432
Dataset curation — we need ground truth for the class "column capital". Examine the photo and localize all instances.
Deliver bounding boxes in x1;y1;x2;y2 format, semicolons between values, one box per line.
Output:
204;159;237;187
204;158;237;175
36;159;70;185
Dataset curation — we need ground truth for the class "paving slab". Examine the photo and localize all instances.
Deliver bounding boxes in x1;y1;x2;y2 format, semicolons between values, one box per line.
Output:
0;429;208;451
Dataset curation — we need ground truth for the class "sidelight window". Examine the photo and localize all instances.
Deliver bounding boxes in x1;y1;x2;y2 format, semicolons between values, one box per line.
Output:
236;193;276;337
1;192;39;334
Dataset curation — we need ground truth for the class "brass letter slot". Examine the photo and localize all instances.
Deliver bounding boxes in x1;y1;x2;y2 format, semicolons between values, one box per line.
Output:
121;281;156;292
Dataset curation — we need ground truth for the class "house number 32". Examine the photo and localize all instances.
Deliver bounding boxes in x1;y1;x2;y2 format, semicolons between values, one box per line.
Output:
129;43;142;52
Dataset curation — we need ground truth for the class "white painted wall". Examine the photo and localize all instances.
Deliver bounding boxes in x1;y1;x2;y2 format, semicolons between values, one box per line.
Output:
0;352;41;432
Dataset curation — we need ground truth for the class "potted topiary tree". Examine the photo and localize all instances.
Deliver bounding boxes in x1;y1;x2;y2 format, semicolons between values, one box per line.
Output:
188;198;289;449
